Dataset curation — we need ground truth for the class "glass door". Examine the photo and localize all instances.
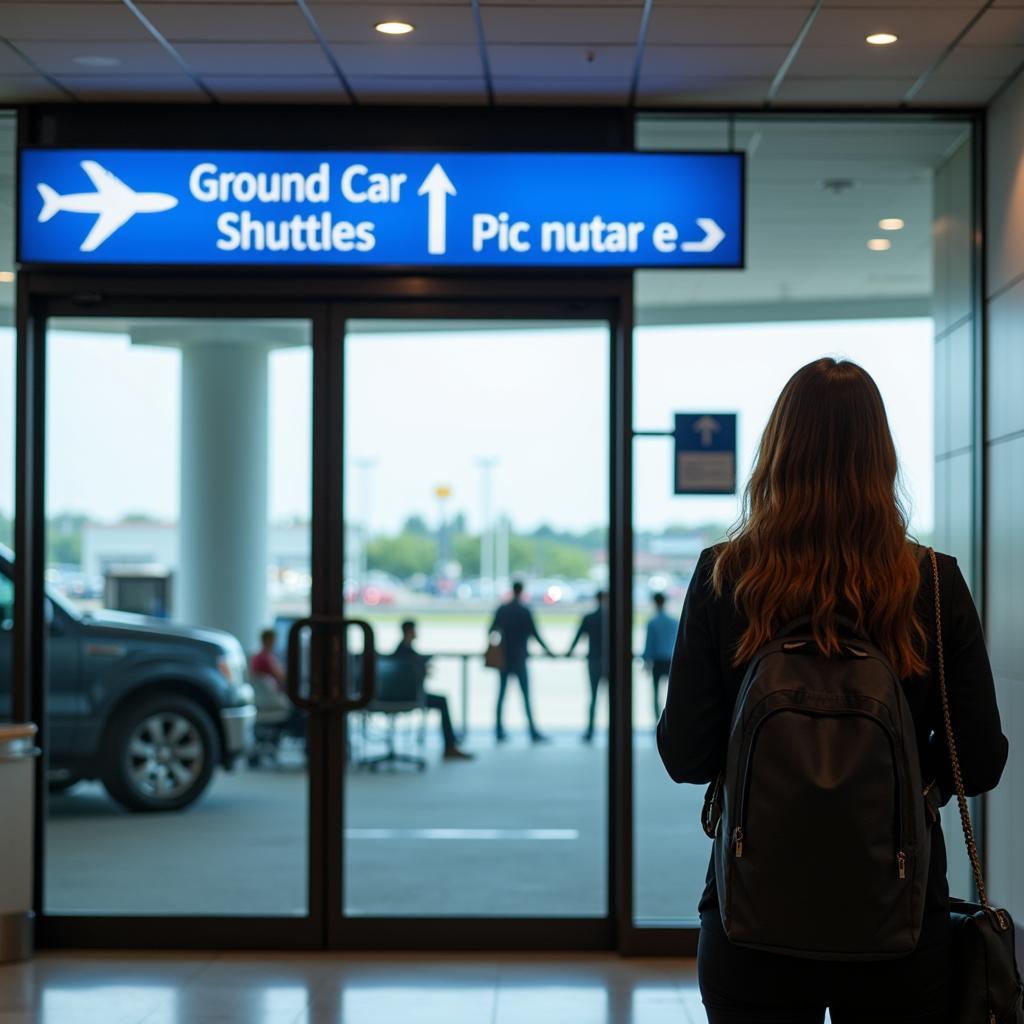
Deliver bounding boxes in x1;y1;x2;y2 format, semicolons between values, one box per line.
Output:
34;304;325;947
24;286;629;952
332;313;615;944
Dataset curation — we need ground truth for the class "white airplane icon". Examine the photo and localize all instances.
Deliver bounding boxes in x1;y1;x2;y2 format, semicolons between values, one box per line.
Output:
37;160;178;253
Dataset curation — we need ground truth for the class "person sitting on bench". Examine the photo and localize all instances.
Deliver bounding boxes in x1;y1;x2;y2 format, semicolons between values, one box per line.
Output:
394;620;474;761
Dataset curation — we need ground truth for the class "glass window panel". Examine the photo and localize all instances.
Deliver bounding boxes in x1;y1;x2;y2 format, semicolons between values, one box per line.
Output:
343;318;610;917
633;114;973;925
43;316;312;917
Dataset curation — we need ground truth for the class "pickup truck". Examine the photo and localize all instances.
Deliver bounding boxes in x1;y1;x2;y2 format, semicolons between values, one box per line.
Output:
0;545;256;812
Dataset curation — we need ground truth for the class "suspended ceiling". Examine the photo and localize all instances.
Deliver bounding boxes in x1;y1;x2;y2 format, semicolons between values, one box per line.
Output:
0;0;1021;108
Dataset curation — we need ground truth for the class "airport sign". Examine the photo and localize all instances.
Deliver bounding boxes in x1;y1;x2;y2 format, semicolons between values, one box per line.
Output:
19;149;744;269
674;413;738;495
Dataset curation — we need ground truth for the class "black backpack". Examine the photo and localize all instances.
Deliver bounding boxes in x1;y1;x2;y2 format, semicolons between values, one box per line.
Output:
702;617;931;960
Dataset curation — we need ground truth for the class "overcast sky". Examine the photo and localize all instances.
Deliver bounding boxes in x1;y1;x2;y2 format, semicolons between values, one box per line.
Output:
0;317;932;539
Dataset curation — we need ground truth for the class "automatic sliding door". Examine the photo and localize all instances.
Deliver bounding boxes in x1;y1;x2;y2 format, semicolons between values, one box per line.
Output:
340;318;611;920
41;314;315;920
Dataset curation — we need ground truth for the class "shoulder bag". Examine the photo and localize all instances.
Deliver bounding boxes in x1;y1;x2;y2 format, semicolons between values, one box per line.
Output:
928;547;1024;1024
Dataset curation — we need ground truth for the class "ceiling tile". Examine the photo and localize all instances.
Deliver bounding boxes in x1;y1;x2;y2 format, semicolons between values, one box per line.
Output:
204;74;349;101
309;4;478;44
787;44;940;79
329;42;482;76
14;40;183;74
482;6;643;44
938;44;1024;77
961;8;1024;45
641;45;788;77
56;73;207;101
0;3;152;41
802;7;980;48
0;43;36;74
821;0;986;5
488;44;635;76
906;75;1006;105
137;3;315;42
172;41;333;73
636;74;772;105
0;72;67;101
771;76;918;105
493;74;630;103
481;0;642;5
349;75;487;104
646;7;809;45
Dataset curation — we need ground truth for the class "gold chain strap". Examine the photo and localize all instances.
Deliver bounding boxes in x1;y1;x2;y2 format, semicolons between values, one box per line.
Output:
929;547;989;908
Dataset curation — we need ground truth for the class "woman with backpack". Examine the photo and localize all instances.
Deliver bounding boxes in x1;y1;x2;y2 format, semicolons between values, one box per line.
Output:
658;358;1009;1023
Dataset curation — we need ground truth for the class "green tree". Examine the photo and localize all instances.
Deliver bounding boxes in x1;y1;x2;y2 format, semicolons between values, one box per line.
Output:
453;534;481;576
366;533;435;578
403;515;430;536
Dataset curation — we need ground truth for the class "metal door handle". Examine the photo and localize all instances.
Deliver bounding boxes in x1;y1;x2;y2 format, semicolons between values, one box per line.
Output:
285;615;376;712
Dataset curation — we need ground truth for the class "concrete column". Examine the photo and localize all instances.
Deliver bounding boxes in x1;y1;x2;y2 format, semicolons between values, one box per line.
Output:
130;319;309;652
178;342;269;649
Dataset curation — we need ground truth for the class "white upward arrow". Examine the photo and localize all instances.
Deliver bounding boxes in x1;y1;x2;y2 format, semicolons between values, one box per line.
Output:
417;163;457;256
681;218;725;253
693;415;721;447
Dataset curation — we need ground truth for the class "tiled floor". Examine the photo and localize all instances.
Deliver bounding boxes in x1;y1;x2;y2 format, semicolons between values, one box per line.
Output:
0;951;706;1023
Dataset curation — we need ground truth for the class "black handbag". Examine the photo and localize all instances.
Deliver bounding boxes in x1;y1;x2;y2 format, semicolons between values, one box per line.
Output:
929;548;1024;1024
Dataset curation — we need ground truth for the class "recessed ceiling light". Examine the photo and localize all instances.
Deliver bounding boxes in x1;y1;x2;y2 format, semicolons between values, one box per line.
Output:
375;20;414;35
867;238;892;251
879;218;905;231
0;271;13;283
866;32;898;45
74;55;122;67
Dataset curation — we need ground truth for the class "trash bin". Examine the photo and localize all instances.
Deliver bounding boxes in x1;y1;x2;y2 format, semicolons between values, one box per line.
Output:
0;723;40;964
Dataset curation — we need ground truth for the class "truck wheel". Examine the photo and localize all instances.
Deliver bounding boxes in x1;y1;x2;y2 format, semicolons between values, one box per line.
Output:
101;694;220;812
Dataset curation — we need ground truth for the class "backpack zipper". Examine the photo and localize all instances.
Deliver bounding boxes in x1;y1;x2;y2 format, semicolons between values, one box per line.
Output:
733;706;907;878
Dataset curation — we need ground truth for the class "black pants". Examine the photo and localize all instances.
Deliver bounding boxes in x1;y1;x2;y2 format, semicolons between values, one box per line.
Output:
698;911;951;1024
651;659;670;721
496;661;539;738
584;662;607;738
426;692;457;750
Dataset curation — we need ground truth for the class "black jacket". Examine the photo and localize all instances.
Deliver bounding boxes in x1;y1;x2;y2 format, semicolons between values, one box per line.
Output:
568;607;608;669
658;546;1009;938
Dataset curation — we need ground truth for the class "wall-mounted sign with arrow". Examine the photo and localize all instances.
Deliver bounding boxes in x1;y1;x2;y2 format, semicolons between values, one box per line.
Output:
674;413;737;495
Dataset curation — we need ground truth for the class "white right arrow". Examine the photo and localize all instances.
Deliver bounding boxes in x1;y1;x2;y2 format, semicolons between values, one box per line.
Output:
681;218;725;253
417;163;457;256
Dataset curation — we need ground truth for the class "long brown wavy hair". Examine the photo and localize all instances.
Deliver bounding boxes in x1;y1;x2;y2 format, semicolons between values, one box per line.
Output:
712;358;927;678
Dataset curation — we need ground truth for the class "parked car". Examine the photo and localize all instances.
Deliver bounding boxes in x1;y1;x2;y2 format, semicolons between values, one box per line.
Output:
524;578;577;606
0;545;256;813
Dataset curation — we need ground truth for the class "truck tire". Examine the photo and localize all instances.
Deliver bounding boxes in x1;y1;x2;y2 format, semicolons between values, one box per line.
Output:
101;693;220;812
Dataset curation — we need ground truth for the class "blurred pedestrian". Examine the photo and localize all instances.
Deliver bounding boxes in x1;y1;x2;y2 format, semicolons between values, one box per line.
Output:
643;592;675;722
567;590;609;742
489;581;554;742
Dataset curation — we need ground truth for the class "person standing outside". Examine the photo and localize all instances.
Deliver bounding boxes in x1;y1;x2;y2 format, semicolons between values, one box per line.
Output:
643;592;675;722
489;581;553;742
567;590;609;743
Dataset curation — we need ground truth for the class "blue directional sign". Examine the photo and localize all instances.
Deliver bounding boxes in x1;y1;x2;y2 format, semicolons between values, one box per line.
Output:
18;149;744;269
674;413;738;496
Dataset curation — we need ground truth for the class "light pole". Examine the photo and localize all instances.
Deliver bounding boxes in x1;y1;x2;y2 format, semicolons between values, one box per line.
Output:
355;458;376;586
476;457;498;597
434;484;452;580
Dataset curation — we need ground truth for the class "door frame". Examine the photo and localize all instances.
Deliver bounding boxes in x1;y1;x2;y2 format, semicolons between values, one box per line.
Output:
15;270;668;953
